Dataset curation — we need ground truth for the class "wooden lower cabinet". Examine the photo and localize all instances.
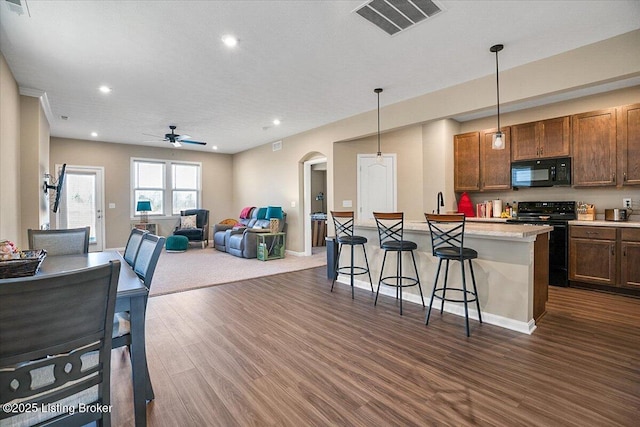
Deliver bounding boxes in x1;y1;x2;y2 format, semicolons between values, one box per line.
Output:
569;225;640;291
569;226;616;286
620;228;640;288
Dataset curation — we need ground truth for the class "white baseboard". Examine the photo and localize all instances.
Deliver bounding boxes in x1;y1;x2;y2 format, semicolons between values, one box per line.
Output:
336;275;536;335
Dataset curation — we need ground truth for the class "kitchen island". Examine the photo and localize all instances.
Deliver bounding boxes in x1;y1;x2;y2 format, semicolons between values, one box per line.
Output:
343;220;552;334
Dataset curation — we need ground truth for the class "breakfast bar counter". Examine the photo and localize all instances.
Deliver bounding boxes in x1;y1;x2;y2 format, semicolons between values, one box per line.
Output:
345;220;552;334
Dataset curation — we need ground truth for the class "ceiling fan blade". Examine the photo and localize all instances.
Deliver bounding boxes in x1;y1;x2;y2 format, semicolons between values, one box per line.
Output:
181;140;207;146
176;134;192;141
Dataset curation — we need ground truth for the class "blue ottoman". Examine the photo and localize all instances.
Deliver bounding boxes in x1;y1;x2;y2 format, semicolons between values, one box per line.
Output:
165;235;189;252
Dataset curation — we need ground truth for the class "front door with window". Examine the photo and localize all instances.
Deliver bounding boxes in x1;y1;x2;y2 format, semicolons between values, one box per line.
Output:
56;165;104;252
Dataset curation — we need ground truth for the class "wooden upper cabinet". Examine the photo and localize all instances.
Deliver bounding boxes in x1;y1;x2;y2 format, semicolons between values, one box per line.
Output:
618;103;640;186
480;127;511;191
571;108;617;187
512;116;570;161
454;132;480;192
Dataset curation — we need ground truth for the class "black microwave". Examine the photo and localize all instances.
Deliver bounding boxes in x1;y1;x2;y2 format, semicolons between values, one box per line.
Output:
511;157;571;188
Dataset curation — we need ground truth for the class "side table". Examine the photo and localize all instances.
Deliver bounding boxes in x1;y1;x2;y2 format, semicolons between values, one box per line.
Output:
133;223;157;234
257;232;286;261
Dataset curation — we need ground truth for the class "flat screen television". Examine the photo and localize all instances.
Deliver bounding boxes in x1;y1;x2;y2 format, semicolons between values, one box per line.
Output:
52;164;66;213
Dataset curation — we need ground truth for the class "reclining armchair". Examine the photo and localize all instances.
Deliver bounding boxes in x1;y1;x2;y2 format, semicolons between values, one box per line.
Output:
173;209;209;248
213;207;255;252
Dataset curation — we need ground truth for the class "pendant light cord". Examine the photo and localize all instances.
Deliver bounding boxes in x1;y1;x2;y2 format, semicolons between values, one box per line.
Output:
495;49;501;131
376;88;382;155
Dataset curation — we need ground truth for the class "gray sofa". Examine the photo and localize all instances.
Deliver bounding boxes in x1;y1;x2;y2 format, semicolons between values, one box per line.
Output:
214;207;286;258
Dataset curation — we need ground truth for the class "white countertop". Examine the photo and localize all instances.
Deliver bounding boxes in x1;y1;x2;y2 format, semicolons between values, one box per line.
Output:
355;219;552;240
569;220;640;228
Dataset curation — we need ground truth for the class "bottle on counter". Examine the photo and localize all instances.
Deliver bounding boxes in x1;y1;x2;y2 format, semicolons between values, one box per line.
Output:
511;201;518;218
505;203;511;217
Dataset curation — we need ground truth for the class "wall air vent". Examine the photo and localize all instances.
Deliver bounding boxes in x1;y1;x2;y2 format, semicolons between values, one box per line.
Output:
354;0;442;35
272;140;282;152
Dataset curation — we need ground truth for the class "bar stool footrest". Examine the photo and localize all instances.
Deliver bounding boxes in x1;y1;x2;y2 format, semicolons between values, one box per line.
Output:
380;276;420;288
336;266;370;276
433;287;478;303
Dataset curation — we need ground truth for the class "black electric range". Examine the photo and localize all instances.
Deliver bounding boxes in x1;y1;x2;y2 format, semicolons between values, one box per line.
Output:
507;201;576;287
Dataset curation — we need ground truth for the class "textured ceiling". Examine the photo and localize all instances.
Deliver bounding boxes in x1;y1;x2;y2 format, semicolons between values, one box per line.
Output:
1;0;639;153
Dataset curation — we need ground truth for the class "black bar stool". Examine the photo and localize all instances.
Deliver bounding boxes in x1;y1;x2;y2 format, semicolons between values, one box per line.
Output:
373;212;425;315
330;211;374;299
424;213;482;337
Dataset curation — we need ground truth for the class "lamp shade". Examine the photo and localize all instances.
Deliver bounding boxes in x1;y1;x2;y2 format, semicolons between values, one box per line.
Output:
266;206;283;219
136;200;152;212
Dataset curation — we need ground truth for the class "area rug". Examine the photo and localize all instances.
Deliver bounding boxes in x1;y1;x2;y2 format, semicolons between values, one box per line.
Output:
149;248;327;296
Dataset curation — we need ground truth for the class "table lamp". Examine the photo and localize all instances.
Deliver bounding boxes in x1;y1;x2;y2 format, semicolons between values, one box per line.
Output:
136;200;152;224
266;206;284;233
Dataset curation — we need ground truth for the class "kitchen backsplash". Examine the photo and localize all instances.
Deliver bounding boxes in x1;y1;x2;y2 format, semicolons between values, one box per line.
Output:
465;186;640;220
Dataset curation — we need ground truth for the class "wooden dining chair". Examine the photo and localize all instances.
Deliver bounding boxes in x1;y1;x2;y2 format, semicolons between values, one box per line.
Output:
28;226;90;256
112;233;165;401
0;261;120;427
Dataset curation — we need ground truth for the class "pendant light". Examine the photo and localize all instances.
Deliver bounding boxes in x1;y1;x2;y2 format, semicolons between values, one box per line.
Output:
374;88;384;163
490;44;505;150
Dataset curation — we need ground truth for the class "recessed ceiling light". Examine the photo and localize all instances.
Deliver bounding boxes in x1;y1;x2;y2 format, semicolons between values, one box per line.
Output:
99;86;112;94
211;145;218;151
221;35;238;47
91;132;98;137
273;119;281;125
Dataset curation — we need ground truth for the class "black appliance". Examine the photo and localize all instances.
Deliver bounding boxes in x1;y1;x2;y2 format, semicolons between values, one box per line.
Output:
507;201;576;287
511;157;571;188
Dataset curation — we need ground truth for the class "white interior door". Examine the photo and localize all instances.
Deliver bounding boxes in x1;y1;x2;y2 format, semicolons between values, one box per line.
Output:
357;154;397;219
56;165;105;252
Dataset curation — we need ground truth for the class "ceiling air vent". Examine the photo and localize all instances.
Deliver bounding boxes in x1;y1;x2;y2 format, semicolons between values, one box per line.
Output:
355;0;442;35
4;0;29;16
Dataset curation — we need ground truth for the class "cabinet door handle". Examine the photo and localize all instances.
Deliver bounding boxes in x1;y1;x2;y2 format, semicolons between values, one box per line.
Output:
611;244;615;256
540;147;543;156
612;173;616;182
624;172;627;182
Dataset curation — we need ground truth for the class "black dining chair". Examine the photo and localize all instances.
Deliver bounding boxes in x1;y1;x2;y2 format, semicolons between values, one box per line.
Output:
27;226;90;256
330;211;374;298
0;261;120;427
373;212;425;315
123;228;148;267
112;233;165;401
425;213;482;337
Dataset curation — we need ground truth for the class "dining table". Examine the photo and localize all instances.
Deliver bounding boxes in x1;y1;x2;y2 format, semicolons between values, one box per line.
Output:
36;250;151;427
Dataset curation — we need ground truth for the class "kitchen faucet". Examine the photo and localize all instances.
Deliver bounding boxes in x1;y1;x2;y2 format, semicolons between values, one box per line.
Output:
437;192;444;214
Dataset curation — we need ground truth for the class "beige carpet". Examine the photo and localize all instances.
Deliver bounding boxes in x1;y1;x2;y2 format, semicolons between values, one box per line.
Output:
149;248;327;296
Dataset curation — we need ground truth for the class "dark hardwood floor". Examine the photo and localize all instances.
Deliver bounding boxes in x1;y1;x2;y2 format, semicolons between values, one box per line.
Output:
110;267;640;426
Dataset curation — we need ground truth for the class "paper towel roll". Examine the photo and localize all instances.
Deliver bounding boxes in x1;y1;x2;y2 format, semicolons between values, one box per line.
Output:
493;199;502;218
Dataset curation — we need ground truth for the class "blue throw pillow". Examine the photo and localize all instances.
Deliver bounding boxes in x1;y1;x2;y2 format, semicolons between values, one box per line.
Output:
257;207;268;219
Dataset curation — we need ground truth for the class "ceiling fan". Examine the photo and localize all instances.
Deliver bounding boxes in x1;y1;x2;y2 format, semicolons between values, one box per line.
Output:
144;125;206;147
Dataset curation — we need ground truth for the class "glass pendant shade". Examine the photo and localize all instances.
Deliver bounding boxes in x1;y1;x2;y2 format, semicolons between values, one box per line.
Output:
492;131;505;150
